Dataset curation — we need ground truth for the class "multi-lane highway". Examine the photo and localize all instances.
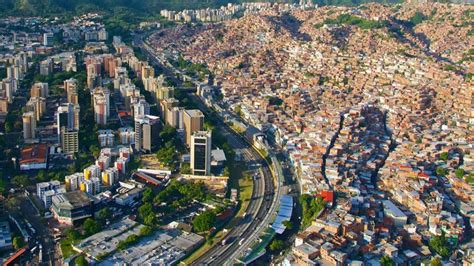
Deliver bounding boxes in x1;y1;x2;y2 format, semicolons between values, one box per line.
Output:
135;33;280;265
192;124;275;266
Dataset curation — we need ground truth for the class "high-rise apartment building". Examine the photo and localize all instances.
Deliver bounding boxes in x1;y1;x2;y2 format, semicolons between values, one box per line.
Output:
61;127;79;154
43;32;54;46
92;87;110;125
133;98;150;119
160;98;179;124
191;131;212;176
26;97;47;121
64;78;79;104
141;65;155;81
183;109;204;146
57;103;80;134
134;115;161;153
22;111;37;140
57;103;80;153
30;82;49;98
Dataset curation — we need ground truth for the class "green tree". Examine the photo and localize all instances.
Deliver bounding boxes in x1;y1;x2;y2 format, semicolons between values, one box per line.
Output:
380;255;395;266
138;203;154;220
12;236;25;249
439;152;448;161
83;218;101;236
159;125;176;144
410;12;427;26
156;143;176;166
144;213;156;226
466;174;474;184
139;225;153;236
282;220;293;230
89;145;100;159
12;175;30;187
65;228;81;243
97;207;111;221
36;170;48;182
300;195;326;228
429;232;451;258
430;257;442;266
192;210;216;233
0;177;6;194
455;168;464;179
142;187;153;203
436;167;448;177
222;166;230;177
75;255;88;266
117;234;139;250
269;239;284;251
180;163;192;175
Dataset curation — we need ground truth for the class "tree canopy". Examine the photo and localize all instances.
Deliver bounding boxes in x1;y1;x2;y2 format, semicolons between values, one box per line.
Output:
192;210;216;233
429;232;451;258
269;239;284;251
300;195;326;228
83;218;101;236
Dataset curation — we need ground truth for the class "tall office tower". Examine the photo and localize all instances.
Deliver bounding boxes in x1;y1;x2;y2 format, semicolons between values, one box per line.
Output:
183;109;204;146
22;111;37;140
26;97;47;121
61;127;79;154
64;78;78;104
133;98;150;119
191;131;212;176
31;82;49;98
134;115;161;153
43;32;54;46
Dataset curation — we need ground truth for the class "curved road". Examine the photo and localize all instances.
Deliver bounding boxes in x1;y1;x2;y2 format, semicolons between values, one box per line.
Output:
134;34;278;265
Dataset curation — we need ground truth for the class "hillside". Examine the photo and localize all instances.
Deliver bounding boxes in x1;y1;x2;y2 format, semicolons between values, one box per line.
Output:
0;0;402;17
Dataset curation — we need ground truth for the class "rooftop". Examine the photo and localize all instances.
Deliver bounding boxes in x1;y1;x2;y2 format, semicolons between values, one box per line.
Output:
20;144;48;165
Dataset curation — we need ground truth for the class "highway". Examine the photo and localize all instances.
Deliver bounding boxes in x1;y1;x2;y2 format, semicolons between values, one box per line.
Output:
134;33;280;265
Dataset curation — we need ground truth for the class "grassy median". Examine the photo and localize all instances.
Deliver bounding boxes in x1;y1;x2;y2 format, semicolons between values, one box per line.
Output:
181;166;254;265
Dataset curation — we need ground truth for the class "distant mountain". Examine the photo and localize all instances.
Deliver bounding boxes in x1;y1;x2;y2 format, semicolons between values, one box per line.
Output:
0;0;403;17
0;0;247;16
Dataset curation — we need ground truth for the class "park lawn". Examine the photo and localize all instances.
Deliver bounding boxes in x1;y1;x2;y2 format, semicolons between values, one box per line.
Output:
181;230;226;265
236;175;253;218
60;239;77;258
